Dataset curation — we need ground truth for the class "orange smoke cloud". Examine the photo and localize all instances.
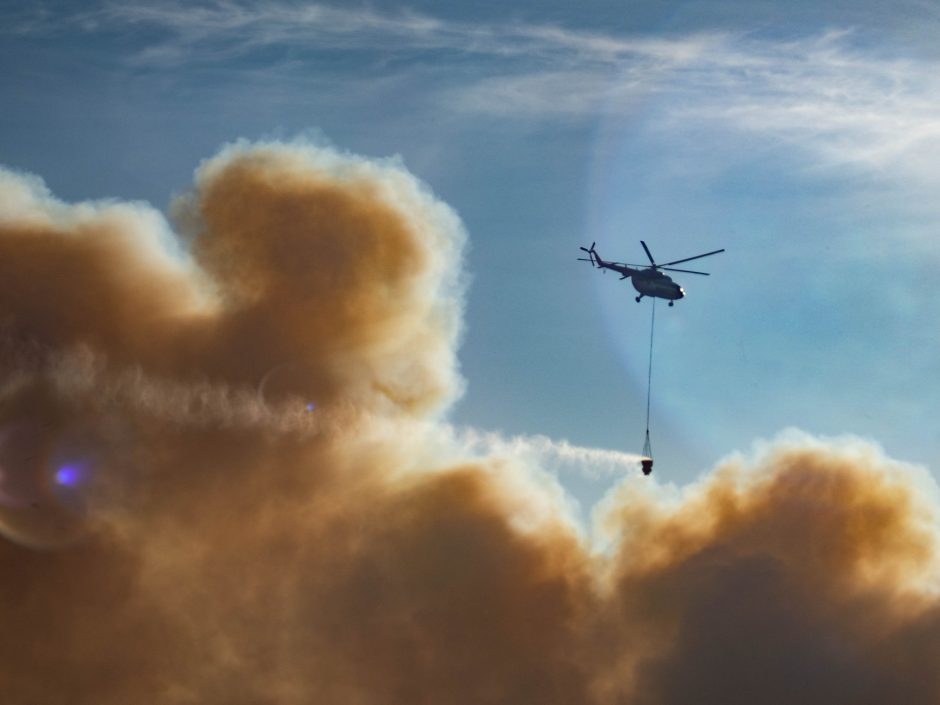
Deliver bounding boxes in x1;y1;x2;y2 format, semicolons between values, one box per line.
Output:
589;435;940;704
0;143;939;704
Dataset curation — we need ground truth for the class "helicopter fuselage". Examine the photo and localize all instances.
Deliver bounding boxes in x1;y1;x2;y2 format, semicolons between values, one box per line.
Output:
630;269;684;301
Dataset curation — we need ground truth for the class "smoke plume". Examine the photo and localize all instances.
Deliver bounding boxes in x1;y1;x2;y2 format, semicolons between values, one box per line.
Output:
1;142;939;704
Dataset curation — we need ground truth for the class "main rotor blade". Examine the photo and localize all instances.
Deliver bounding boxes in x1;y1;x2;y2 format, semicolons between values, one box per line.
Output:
660;266;710;275
640;240;656;266
660;248;725;267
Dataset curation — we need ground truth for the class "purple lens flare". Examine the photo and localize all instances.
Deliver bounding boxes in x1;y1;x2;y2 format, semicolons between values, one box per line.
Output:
54;464;82;487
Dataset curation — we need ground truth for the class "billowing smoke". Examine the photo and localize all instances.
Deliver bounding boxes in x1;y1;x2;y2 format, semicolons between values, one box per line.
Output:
1;142;939;704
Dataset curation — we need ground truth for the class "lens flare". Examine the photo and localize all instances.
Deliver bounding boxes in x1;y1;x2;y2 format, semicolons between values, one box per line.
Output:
55;464;81;487
257;362;322;411
0;422;91;549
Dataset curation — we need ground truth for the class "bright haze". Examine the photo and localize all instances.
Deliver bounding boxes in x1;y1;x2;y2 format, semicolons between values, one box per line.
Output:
3;2;940;703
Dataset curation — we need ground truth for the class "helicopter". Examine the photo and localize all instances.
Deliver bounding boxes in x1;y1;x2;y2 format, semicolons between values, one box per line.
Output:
579;240;724;306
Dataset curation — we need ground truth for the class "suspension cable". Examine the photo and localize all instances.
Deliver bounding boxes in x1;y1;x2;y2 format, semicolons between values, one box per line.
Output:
643;299;656;459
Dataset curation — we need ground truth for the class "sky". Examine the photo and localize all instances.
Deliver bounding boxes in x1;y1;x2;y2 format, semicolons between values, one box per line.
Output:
4;0;940;484
4;1;940;702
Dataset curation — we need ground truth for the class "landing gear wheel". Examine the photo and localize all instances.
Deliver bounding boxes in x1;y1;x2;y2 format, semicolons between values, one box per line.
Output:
668;301;674;307
635;296;641;303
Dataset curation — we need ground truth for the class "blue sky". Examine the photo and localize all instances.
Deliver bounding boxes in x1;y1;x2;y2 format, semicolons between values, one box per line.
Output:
3;0;940;489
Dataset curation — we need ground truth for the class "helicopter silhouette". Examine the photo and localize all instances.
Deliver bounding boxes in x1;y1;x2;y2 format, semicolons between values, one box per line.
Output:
579;240;724;306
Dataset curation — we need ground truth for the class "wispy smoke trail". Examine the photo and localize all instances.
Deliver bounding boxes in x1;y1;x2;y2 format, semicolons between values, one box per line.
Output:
0;142;938;704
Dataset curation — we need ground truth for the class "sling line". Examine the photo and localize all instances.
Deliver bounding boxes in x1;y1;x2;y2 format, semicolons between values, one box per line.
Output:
642;299;655;461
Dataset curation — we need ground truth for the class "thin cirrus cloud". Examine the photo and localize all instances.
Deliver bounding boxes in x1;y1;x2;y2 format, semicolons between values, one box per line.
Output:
454;30;940;182
6;1;665;62
8;3;940;179
5;2;940;183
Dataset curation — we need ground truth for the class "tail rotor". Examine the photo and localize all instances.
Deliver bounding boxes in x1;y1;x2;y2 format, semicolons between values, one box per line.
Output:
578;242;599;268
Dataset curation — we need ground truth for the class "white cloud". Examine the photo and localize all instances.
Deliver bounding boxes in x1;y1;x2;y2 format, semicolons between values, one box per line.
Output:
5;1;722;69
9;3;940;183
661;32;940;176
